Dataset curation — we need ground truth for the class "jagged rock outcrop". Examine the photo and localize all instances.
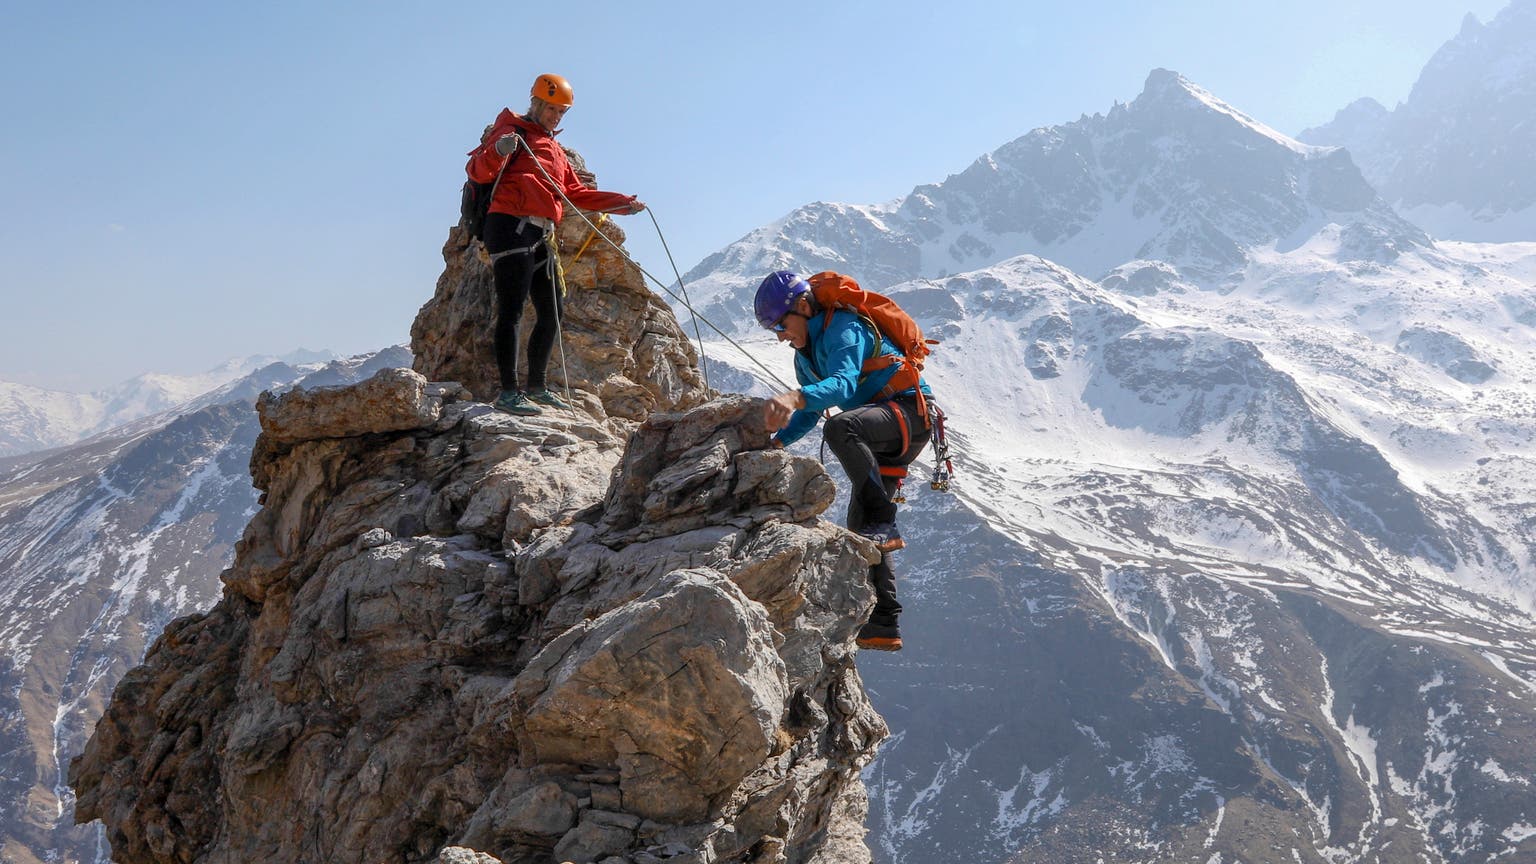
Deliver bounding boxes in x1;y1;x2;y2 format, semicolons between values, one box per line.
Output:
71;174;886;864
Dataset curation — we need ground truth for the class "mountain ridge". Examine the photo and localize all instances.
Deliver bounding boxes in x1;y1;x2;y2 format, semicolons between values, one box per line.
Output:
680;67;1419;343
1301;0;1536;240
0;349;341;458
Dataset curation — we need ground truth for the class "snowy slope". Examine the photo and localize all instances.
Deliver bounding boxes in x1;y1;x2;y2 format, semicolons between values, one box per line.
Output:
698;244;1536;862
0;384;104;460
714;246;1536;611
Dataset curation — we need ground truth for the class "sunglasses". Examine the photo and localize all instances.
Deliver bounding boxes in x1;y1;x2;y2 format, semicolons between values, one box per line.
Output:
771;312;803;333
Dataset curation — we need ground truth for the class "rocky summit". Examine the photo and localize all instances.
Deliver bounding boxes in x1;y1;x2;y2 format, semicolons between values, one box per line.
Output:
69;163;888;864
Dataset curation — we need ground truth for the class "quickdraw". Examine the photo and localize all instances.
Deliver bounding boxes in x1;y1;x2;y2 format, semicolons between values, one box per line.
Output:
571;213;609;264
927;401;953;492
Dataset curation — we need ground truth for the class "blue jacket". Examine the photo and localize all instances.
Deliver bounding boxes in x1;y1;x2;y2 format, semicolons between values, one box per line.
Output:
775;309;933;447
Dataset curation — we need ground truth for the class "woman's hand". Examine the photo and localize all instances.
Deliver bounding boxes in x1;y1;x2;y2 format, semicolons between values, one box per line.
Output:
763;390;804;431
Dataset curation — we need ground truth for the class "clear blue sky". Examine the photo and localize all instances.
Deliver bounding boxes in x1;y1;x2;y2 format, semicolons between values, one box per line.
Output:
0;0;1510;392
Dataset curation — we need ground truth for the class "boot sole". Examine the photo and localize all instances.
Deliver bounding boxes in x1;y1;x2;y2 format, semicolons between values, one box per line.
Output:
856;637;903;652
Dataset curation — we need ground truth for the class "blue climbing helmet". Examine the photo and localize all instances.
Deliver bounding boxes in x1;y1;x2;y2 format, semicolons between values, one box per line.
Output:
754;271;811;330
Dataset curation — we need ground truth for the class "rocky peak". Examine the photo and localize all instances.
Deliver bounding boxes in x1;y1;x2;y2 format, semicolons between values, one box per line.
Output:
412;180;708;421
679;68;1419;331
70;151;887;864
1132;67;1260;123
1309;96;1390;142
1301;0;1536;237
1129;68;1324;158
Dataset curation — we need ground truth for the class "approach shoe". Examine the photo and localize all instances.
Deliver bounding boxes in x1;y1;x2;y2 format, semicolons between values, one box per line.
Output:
857;521;905;553
856;620;903;652
526;388;573;410
493;390;541;416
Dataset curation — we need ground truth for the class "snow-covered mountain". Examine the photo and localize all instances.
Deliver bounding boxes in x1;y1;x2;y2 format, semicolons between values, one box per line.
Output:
680;68;1420;340
0;349;338;458
7;16;1536;861
0;348;405;864
679;54;1536;860
700;242;1536;861
1300;0;1536;241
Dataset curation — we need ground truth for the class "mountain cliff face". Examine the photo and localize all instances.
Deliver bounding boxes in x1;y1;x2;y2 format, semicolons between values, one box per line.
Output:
1301;0;1536;240
70;210;892;863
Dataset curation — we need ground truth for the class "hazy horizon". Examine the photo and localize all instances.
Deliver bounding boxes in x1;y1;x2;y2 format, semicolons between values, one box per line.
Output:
1;0;1514;392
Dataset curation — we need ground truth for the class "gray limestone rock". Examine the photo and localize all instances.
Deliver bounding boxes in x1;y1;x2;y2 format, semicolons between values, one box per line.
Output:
257;366;444;443
554;810;636;863
506;569;788;823
410;200;710;417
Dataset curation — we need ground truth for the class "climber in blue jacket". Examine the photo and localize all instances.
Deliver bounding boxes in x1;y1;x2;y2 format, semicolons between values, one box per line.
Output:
756;270;935;652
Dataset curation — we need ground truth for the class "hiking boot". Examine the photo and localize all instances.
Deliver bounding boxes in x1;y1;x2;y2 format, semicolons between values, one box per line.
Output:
857;620;903;652
526;388;573;410
857;521;904;553
493;390;541;416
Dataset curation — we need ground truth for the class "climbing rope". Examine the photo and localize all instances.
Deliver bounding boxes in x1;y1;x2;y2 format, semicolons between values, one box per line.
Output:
505;132;793;393
543;229;574;404
499;134;956;494
647;209;710;391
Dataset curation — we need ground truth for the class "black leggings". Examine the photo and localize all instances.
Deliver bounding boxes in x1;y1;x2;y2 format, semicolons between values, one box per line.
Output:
484;213;562;392
823;393;932;623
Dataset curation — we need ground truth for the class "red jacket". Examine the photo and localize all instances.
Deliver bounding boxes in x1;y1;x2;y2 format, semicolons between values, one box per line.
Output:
466;109;634;223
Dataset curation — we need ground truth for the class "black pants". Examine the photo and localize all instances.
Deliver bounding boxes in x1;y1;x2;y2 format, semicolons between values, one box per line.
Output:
484;213;561;392
823;392;932;624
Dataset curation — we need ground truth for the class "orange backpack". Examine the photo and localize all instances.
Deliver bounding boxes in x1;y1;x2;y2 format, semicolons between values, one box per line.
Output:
806;271;938;425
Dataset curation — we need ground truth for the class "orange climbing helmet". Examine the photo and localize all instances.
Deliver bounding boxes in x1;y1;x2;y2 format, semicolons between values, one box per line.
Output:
531;73;574;107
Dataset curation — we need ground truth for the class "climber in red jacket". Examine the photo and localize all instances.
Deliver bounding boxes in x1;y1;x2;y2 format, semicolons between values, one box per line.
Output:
466;73;646;416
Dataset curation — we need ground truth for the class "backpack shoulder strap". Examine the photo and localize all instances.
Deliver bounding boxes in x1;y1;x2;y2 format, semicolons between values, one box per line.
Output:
817;307;884;369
